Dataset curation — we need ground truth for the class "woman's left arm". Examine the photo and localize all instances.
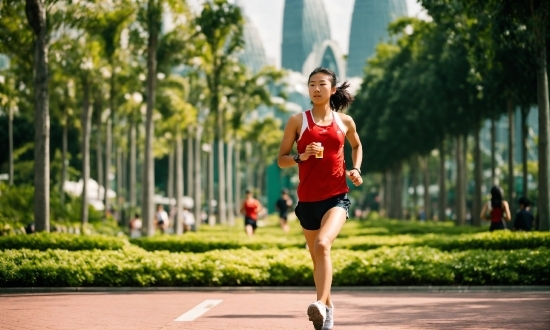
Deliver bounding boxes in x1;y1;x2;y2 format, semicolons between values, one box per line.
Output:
342;114;363;187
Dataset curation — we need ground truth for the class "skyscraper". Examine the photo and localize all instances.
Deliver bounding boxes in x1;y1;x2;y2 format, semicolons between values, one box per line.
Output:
281;0;331;72
237;15;269;73
347;0;408;78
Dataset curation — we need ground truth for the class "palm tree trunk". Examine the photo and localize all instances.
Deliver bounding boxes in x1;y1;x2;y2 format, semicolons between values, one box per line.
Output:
186;126;194;199
8;101;13;186
208;141;214;225
379;172;386;217
193;126;202;230
438;142;446;221
96;109;103;202
26;0;49;232
129;120;136;209
507;96;515;205
116;145;123;223
80;74;92;225
535;29;550;231
422;157;430;221
473;124;483;226
234;140;242;216
143;1;159;236
104;115;112;219
216;139;227;224
394;165;403;219
455;135;466;225
245;142;253;189
175;133;183;234
411;158;418;219
168;146;174;202
491;118;498;185
522;107;529;198
61;109;67;206
226;138;235;225
384;170;391;218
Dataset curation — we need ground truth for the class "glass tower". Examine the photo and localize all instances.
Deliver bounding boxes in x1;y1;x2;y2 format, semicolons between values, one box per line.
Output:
281;0;331;72
347;0;408;78
237;16;268;73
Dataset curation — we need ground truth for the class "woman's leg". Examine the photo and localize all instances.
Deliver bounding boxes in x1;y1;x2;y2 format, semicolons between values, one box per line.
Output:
245;224;254;237
303;207;347;306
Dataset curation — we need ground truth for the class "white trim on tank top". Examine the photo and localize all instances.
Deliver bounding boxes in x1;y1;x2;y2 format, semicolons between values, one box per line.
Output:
298;110;347;141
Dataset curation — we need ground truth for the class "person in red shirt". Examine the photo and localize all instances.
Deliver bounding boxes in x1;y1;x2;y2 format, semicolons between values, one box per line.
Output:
240;189;262;237
277;67;363;330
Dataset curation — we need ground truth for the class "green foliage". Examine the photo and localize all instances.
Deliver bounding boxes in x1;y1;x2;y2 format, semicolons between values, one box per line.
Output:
1;247;547;287
131;234;304;252
0;232;129;251
0;183;103;234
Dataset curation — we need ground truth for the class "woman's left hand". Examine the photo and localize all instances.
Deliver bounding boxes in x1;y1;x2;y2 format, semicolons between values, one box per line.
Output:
348;169;363;186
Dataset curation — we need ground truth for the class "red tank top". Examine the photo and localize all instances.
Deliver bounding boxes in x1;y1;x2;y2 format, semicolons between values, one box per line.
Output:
296;110;349;202
243;198;260;220
491;206;504;223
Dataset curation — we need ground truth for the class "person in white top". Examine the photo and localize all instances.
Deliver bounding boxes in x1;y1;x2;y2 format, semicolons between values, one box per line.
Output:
155;204;169;234
182;207;195;233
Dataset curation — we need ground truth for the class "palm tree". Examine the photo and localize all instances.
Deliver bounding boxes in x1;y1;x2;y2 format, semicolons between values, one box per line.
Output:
196;0;244;225
25;0;50;232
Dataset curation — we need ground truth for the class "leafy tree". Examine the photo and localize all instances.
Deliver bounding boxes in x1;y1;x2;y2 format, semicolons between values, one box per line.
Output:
196;0;244;225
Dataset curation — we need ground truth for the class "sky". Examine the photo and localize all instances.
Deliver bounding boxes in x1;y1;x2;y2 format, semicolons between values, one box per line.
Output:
188;0;426;68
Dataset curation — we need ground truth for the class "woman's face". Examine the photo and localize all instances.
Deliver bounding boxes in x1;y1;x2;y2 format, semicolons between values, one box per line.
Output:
308;73;336;106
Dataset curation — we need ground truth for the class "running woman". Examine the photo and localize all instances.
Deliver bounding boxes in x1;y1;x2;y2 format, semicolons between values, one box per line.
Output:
277;67;363;330
240;189;262;237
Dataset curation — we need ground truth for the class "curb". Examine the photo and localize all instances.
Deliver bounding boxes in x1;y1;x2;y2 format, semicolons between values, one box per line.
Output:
1;286;549;294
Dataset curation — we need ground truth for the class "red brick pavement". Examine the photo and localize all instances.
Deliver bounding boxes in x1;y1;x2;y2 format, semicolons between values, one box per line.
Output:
1;289;549;329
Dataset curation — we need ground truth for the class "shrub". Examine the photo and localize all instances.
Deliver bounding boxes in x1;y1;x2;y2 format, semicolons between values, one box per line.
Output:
0;247;548;287
131;234;305;252
0;232;129;251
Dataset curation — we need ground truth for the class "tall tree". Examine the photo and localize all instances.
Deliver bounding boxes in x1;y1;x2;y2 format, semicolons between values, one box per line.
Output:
196;0;244;225
25;0;49;232
141;0;161;236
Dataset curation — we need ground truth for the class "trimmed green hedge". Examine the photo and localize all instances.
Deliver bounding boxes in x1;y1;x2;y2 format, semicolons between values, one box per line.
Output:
130;234;305;252
0;233;129;251
3;231;547;253
423;231;550;251
336;231;550;252
1;247;548;287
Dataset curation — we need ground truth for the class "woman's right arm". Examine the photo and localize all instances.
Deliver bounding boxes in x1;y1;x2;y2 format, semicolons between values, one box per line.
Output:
277;114;317;168
277;114;300;168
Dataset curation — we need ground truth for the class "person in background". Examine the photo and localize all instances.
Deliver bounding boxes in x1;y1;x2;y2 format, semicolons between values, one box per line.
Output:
155;204;169;234
513;197;535;231
240;189;262;237
129;213;142;238
276;189;293;234
182;207;196;233
480;185;512;231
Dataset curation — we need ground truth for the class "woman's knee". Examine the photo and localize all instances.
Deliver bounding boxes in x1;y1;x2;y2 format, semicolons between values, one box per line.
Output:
314;237;332;256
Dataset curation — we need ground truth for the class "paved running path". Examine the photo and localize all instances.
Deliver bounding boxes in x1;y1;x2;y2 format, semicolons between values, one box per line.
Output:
1;289;549;329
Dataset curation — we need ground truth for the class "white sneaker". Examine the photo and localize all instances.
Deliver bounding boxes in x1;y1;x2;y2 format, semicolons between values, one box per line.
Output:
307;301;327;330
322;303;334;330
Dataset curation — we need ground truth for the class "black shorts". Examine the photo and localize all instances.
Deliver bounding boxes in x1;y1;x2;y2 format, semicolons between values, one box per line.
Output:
279;212;288;221
244;217;257;229
295;193;350;230
490;221;506;232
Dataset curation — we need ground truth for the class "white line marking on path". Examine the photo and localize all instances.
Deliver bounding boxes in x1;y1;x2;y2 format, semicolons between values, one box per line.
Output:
174;299;223;322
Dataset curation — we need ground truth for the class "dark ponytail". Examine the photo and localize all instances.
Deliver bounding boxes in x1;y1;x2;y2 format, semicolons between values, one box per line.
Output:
490;185;503;208
308;67;354;112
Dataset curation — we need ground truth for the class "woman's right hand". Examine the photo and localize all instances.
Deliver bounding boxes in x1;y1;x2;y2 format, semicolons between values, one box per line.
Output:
302;142;322;159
